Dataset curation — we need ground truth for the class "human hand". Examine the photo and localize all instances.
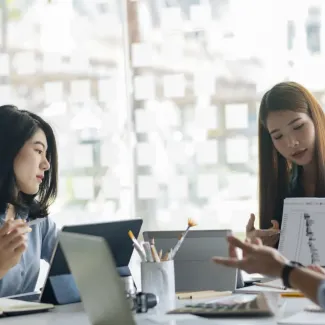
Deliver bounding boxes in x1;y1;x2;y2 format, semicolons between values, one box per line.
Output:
0;219;31;278
213;235;288;277
307;264;325;276
246;213;280;247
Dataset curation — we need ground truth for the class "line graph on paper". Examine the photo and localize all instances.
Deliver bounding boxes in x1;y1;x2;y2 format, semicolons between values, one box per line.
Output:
278;199;325;266
304;213;320;264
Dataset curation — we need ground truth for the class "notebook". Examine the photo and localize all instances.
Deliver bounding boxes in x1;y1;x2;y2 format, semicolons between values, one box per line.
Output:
0;298;53;316
278;198;325;266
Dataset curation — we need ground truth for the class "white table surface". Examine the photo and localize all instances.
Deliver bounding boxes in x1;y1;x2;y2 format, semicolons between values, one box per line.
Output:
0;297;312;325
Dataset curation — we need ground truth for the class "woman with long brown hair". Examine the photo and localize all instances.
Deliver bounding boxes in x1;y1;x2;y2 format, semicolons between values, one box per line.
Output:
246;81;325;247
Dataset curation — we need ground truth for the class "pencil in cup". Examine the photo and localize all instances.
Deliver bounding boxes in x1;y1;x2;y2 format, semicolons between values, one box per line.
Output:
141;259;176;310
142;242;154;262
150;245;161;262
170;218;197;259
128;230;146;262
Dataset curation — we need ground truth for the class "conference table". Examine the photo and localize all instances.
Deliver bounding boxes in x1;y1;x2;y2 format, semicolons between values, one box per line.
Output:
0;297;316;324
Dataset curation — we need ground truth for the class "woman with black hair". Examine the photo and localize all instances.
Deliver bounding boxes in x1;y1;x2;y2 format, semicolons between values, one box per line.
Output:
0;105;59;297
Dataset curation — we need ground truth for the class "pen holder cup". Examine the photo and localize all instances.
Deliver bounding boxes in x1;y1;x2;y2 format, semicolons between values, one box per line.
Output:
141;260;175;312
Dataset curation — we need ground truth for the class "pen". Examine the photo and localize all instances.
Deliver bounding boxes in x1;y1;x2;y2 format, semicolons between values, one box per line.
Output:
128;230;146;262
281;292;304;298
150;244;160;262
142;242;154;262
161;251;169;261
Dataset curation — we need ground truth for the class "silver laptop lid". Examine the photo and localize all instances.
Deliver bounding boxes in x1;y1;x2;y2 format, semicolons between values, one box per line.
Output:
143;230;239;292
59;232;135;325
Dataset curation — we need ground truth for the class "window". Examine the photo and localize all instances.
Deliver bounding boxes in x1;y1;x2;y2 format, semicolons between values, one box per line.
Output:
3;0;324;247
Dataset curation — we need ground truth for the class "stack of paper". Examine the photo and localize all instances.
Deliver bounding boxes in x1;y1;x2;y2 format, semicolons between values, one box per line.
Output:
0;298;54;316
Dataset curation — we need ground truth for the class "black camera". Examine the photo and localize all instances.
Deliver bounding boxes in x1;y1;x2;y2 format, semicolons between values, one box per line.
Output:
128;292;158;313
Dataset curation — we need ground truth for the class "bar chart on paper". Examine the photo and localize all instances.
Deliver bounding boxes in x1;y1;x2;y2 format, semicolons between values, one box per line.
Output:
278;198;325;266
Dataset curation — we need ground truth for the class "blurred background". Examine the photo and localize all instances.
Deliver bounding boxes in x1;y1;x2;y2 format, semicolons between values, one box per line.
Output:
0;0;324;236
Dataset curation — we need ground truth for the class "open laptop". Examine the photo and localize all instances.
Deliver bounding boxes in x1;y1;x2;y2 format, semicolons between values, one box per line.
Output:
143;230;244;292
59;232;136;325
8;219;142;304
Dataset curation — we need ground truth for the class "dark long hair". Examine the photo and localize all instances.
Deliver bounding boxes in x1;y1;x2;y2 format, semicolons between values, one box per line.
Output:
0;105;58;219
258;82;325;229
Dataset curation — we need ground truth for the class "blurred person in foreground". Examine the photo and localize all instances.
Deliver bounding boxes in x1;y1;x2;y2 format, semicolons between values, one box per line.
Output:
213;236;325;308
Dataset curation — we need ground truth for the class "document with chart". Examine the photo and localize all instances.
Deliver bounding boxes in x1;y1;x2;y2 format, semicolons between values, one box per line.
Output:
278;198;325;266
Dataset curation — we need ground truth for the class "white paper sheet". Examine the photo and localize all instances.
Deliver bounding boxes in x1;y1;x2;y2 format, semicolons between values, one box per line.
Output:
225;103;248;129
134;75;156;100
135;109;156;132
279;198;325;266
137;176;157;199
189;5;211;28
226;138;249;163
97;78;117;102
167;142;188;165
70;80;91;102
72;176;95;200
102;176;120;199
197;174;218;198
195;106;218;129
42;53;64;73
72;144;93;168
100;143;119;167
136;143;156;166
193;73;215;96
163;74;185;98
101;111;121;134
168;175;188;199
196;140;218;164
44;82;64;103
12;52;36;75
69;55;90;73
161;7;182;31
131;43;154;68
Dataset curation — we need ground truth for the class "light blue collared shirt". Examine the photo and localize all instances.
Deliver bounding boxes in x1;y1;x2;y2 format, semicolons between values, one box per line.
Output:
317;280;325;309
0;214;57;297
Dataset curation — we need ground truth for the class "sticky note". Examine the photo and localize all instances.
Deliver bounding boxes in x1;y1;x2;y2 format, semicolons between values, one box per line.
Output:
137;176;157;199
226;138;249;163
225;103;248;129
196;140;218;164
72;176;94;200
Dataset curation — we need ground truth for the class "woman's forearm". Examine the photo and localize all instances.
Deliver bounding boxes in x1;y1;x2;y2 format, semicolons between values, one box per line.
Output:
290;267;325;306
